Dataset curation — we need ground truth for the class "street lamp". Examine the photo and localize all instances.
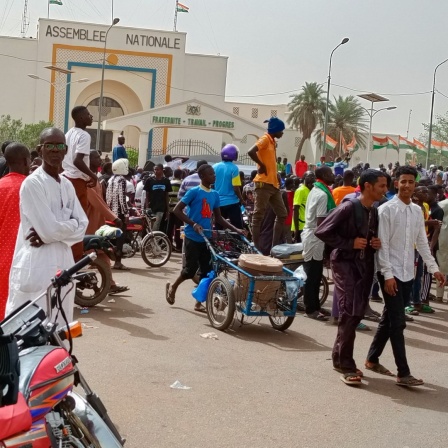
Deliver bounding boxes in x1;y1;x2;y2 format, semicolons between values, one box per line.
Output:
322;37;349;159
96;17;120;152
27;74;89;89
426;58;448;168
358;94;396;163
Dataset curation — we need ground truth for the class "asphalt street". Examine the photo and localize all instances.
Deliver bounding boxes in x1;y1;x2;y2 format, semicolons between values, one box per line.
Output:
73;253;448;448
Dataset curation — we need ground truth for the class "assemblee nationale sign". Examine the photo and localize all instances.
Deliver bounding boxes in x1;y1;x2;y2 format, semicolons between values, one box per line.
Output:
152;116;235;129
45;25;182;49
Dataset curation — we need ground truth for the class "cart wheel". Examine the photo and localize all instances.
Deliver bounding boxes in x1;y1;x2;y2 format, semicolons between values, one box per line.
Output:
268;315;295;331
296;276;329;312
206;277;235;331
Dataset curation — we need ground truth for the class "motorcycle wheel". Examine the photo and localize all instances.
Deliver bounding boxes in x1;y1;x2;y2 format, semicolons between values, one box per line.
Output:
75;257;112;307
141;231;172;267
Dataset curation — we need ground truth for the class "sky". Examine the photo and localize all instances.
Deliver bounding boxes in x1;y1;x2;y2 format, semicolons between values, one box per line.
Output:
2;0;448;142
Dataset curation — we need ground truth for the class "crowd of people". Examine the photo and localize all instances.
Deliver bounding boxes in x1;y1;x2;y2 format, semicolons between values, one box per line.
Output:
1;108;447;389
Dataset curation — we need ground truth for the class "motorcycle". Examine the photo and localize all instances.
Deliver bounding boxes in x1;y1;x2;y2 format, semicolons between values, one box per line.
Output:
108;208;172;268
75;235;115;308
0;253;125;447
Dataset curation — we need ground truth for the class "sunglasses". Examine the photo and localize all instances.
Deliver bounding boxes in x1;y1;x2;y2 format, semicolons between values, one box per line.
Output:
39;143;68;151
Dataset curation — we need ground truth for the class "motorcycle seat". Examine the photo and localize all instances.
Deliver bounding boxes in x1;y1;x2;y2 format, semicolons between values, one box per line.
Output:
83;235;107;251
270;243;304;260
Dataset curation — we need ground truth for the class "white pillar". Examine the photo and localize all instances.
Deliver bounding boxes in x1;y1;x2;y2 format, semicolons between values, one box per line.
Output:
138;132;149;167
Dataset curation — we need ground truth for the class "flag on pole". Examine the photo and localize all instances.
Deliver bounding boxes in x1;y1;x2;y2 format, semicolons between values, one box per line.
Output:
413;138;427;156
176;2;189;12
430;139;448;155
372;135;388;150
346;136;359;153
399;136;416;151
49;0;63;4
386;136;399;151
320;132;337;151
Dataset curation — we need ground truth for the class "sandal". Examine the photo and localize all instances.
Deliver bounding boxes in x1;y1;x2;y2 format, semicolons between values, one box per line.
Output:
396;375;424;387
340;372;362;386
334;366;364;377
405;314;414;322
364;313;381;323
194;303;206;313
166;282;175;305
109;285;129;295
356;322;371;331
405;306;419;316
420;304;435;314
112;264;131;271
364;362;395;377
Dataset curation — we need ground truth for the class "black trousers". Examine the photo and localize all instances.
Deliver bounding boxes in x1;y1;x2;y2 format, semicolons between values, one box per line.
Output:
303;258;324;314
216;203;243;229
367;274;412;378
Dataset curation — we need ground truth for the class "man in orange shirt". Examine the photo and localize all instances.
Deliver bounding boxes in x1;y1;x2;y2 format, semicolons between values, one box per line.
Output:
248;117;288;249
332;170;356;206
295;154;308;179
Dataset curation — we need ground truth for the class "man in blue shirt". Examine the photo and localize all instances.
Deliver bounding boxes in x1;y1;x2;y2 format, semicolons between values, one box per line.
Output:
213;144;244;228
166;164;244;312
112;135;128;162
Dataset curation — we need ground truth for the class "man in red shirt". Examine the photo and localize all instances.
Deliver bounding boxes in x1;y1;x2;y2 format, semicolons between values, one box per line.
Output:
0;143;31;318
295;154;308;179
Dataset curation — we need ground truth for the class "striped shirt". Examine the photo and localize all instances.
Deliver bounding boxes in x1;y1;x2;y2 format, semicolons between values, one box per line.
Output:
178;173;200;199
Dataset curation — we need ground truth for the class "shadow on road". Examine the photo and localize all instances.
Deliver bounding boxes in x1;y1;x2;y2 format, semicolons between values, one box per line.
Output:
75;298;169;341
119;266;179;279
229;321;331;352
361;376;448;413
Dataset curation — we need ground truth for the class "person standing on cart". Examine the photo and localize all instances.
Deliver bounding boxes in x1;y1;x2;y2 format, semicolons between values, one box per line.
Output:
315;169;387;385
248;117;288;250
166;164;244;313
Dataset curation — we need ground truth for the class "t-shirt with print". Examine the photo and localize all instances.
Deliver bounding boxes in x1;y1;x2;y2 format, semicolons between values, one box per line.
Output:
181;185;220;243
253;133;279;188
63;127;91;180
213;161;241;207
144;177;172;213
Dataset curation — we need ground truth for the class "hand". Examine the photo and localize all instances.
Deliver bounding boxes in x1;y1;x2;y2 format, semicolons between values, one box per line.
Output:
193;223;203;234
370;237;381;250
257;164;267;175
353;237;368;249
384;278;398;296
114;218;123;228
236;228;248;237
427;219;442;228
434;271;446;288
87;175;98;188
26;227;44;247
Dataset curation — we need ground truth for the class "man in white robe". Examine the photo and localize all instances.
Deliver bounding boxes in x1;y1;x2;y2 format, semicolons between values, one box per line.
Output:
6;127;88;324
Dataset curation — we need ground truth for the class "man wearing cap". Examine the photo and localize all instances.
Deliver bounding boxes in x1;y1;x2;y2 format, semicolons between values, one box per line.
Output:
248;117;288;249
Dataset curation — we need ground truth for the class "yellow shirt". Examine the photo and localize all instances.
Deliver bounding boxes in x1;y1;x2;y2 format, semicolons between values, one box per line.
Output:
253;134;279;188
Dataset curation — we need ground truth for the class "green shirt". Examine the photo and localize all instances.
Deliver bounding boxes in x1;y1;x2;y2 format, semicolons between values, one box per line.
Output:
292;184;311;231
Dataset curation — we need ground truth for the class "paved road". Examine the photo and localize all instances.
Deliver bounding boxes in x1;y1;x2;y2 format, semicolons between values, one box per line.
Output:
73;253;448;448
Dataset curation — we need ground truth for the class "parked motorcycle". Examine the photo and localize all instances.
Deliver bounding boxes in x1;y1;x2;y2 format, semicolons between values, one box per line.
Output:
108;208;172;268
0;253;125;447
75;235;115;307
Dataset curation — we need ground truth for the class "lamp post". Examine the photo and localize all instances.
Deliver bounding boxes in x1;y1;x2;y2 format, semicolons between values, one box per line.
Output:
96;17;120;152
360;105;397;163
426;58;448;169
322;37;349;159
27;74;89;90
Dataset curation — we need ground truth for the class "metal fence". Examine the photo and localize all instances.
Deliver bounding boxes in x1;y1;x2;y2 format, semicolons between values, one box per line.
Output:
152;139;219;157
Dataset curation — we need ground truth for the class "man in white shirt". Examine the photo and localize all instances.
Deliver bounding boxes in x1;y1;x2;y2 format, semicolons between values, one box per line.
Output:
7;128;88;324
365;165;445;386
63;106;97;261
301;166;335;321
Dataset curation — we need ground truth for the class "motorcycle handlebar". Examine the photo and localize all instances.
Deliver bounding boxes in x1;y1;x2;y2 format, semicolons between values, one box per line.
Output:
52;253;97;288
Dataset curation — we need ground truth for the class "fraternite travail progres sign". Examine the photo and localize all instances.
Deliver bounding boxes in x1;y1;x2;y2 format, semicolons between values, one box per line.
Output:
152;116;235;129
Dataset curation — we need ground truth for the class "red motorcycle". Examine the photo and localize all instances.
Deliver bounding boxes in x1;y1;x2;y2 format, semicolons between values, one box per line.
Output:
0;254;124;447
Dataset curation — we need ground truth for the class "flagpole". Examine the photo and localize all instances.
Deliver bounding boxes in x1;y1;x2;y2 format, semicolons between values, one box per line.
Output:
48;0;50;19
174;0;178;31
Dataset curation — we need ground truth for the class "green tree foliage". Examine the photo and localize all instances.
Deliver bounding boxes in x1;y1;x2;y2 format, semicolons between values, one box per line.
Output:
287;82;326;161
126;147;139;168
0;115;53;150
315;95;368;160
420;112;448;167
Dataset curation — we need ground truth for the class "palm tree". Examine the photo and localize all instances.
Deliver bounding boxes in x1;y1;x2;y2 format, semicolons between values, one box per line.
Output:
287;82;326;161
315;95;368;160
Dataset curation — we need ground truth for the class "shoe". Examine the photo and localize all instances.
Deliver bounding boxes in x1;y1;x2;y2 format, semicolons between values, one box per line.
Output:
305;311;328;321
369;296;383;303
435;296;444;303
405;306;419;316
